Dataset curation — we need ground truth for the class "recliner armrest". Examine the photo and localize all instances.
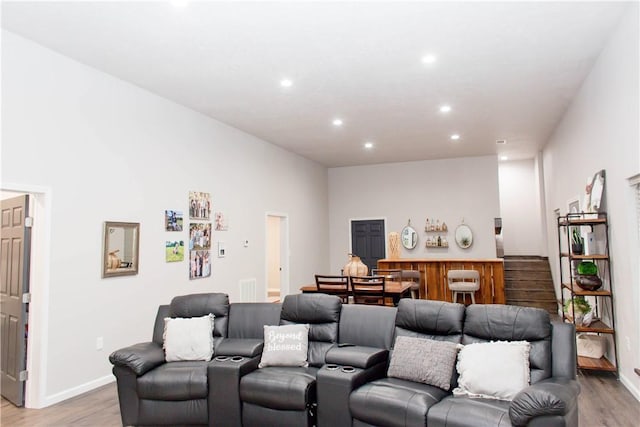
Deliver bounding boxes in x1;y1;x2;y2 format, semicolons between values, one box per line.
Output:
509;378;581;427
325;345;389;369
215;338;264;357
109;342;165;376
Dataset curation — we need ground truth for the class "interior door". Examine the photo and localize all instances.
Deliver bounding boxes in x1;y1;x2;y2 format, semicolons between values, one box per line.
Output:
1;195;31;407
351;219;385;272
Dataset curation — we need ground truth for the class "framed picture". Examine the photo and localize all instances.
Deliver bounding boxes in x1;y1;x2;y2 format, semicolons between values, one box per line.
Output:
214;211;228;231
189;223;211;250
166;240;185;262
165;210;183;231
567;197;581;215
189;191;211;220
103;221;140;278
189;250;211;279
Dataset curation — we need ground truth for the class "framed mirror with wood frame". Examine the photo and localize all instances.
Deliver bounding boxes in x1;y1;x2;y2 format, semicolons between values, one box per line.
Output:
103;221;140;278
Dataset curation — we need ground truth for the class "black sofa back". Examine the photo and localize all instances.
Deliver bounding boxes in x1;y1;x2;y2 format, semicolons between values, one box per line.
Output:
395;299;466;343
280;293;341;367
338;304;397;349
462;304;552;384
228;302;282;339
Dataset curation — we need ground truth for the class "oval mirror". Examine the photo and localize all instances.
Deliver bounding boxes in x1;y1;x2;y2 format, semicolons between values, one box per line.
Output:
455;224;473;249
401;225;418;249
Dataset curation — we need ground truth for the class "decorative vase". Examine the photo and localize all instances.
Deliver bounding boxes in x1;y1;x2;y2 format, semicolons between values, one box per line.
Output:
571;243;584;255
575;274;602;291
343;254;368;277
388;232;401;259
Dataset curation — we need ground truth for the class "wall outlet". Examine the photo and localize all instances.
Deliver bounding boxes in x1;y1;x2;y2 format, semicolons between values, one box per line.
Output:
96;336;104;351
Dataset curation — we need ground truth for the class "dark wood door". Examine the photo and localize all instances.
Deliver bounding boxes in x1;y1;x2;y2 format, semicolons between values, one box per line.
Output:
1;195;31;407
351;219;385;272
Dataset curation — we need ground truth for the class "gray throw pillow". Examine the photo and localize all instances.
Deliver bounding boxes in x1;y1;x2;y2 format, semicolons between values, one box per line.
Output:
387;336;460;390
258;324;310;368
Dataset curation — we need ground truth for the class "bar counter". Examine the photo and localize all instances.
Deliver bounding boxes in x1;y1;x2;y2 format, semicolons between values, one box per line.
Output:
377;258;505;304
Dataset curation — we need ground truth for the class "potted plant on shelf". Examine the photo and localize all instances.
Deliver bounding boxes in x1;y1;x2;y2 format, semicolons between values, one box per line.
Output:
563;296;592;326
575;261;602;291
571;228;584;255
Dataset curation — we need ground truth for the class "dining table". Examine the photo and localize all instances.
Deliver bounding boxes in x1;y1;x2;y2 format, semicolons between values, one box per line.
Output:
299;280;412;306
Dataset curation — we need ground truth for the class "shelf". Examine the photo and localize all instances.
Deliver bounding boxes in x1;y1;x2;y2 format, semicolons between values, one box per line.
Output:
562;284;611;296
578;355;617;372
560;253;608;260
563;315;614;333
559;218;607;226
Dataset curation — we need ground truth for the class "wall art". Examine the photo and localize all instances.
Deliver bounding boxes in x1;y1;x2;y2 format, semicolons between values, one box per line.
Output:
103;221;140;278
189;223;211;250
166;240;185;262
215;211;228;231
189;191;211;220
164;210;183;231
189;250;211;279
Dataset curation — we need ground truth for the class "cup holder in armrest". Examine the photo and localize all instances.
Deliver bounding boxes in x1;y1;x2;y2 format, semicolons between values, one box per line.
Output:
230;356;245;363
341;366;356;373
214;356;230;362
325;364;340;371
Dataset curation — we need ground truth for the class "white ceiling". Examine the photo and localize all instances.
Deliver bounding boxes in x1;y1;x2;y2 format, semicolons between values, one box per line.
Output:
1;1;629;167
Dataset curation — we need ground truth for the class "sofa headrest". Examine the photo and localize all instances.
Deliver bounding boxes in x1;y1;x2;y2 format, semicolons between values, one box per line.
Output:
395;299;465;336
170;293;230;338
281;293;341;367
281;293;341;324
463;304;550;342
339;304;397;349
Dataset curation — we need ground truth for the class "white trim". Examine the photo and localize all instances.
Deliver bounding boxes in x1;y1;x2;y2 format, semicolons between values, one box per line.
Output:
1;183;52;409
619;372;640;402
628;173;640;187
264;212;290;301
42;374;115;408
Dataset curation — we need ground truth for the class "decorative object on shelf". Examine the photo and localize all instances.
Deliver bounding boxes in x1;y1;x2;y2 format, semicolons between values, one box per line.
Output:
575;261;602;291
388;232;401;259
563;296;592;326
103;221;140;278
454;220;473;249
577;334;606;359
343;253;368;277
425;218;447;232
425;235;449;248
571;228;584;255
584;169;606;214
401;220;418;249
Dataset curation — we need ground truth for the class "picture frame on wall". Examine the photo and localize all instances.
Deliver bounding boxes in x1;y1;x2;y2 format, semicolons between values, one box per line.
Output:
189;191;211;220
166;240;185;262
102;221;140;278
189;250;211;279
189;223;211;250
214;211;228;231
164;210;183;231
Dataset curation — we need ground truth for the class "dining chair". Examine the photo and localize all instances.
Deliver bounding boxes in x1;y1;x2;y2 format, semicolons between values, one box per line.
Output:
350;275;387;306
401;270;422;299
314;275;350;303
447;270;480;304
371;269;402;283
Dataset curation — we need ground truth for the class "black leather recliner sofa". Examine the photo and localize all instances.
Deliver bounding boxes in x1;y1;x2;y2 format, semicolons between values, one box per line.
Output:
110;293;580;427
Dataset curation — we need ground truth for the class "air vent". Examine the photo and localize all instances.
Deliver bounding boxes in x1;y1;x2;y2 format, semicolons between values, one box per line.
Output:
239;278;257;302
496;140;507;145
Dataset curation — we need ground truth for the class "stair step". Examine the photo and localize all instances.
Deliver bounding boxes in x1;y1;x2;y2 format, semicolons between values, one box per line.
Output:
505;280;555;290
506;290;557;300
504;262;551;272
504;270;552;280
503;257;556;317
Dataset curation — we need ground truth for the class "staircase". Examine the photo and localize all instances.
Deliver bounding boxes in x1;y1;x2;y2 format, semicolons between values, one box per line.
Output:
504;256;558;317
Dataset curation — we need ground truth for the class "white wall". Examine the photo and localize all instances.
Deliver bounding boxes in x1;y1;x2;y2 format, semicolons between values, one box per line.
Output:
498;159;543;256
1;31;329;406
328;156;501;273
542;4;639;399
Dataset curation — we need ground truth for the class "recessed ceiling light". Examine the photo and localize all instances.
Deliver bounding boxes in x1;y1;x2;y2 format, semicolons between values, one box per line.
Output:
439;105;452;113
364;142;374;149
496;140;507;145
332;118;343;126
422;54;437;64
450;134;460;141
500;156;509;161
280;79;293;88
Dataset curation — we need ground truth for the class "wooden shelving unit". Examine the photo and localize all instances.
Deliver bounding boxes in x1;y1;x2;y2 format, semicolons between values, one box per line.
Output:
557;212;618;375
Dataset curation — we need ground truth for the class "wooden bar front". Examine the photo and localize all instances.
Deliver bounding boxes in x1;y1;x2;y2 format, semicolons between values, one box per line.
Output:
377;258;505;304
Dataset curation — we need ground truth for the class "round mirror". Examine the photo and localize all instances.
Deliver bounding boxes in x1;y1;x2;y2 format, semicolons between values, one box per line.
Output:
455;224;473;249
401;225;418;249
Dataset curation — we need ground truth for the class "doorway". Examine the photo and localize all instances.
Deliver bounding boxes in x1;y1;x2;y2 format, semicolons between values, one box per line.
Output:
350;219;386;272
265;213;289;302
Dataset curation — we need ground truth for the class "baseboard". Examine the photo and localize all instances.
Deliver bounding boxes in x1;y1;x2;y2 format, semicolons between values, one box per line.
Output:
620;372;640;402
43;374;115;407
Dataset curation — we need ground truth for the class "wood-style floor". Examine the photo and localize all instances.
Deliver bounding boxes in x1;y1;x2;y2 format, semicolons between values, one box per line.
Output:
1;371;638;426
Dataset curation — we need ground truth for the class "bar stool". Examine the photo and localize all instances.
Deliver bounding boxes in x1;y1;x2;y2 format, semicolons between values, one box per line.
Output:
447;270;480;304
401;270;422;299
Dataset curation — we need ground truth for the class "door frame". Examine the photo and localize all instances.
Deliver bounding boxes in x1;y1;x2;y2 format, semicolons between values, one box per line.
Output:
264;212;290;301
1;183;52;409
348;217;388;260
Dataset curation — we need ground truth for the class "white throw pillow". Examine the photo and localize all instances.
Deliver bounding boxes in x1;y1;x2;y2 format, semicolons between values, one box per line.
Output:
163;314;215;362
259;324;310;368
453;341;530;401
